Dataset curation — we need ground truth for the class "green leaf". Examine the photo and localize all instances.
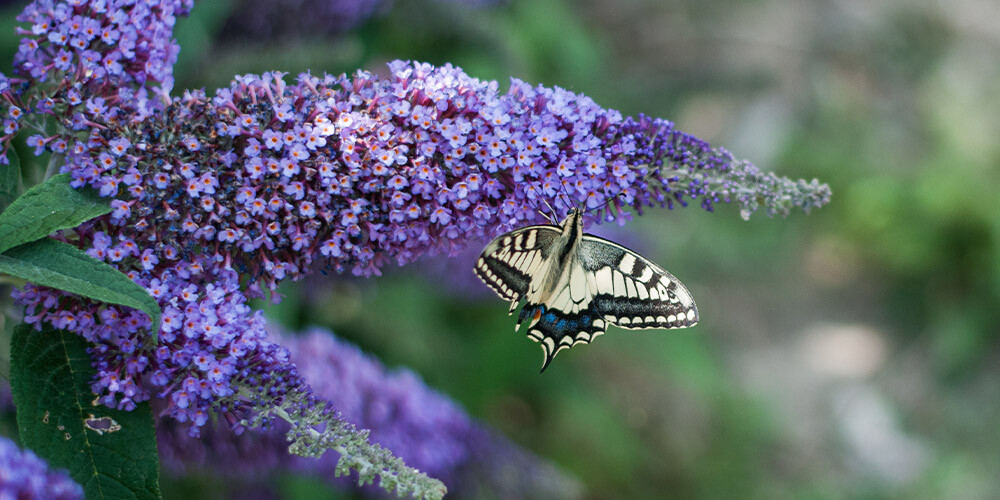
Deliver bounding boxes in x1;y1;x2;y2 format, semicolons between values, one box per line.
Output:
0;145;21;209
10;324;162;500
0;172;110;254
0;238;160;340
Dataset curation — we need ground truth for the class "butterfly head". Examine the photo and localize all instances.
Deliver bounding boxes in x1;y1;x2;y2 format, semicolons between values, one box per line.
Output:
559;208;584;238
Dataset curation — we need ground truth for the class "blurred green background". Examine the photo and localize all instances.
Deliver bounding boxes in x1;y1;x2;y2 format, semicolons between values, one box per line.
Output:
3;0;1000;498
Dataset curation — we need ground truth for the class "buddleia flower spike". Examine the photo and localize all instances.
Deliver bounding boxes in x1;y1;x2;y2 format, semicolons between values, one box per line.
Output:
475;208;698;372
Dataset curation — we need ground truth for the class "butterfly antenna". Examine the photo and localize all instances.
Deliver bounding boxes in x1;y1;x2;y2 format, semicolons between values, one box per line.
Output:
537;197;558;224
593;190;626;222
551;177;581;219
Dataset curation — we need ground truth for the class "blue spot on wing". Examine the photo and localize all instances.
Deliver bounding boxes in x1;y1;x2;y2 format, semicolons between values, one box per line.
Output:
515;304;610;372
519;304;549;325
540;311;593;338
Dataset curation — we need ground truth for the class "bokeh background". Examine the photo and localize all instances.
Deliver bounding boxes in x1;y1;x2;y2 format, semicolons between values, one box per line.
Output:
2;0;999;498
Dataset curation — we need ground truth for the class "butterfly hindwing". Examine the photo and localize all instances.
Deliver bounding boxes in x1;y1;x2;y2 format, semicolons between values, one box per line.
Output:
518;303;608;372
475;225;561;311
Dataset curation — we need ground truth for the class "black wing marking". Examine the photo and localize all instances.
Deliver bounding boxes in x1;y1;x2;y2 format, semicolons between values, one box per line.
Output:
474;225;560;311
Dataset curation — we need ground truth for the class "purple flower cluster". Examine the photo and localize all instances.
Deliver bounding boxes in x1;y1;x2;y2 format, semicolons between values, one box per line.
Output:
1;0;193;164
0;435;84;500
157;326;582;499
0;76;23;159
23;266;302;423
11;58;829;433
12;268;303;438
14;0;192;89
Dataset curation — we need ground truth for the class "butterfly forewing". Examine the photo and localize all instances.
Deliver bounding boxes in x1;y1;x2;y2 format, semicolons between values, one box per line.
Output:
578;235;698;329
474;225;560;310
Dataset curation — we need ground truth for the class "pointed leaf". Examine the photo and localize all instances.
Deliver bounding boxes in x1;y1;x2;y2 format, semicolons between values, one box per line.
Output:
0;173;110;254
0;238;160;339
10;324;162;500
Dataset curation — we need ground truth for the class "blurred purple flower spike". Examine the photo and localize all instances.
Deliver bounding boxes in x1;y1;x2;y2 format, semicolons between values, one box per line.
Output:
158;326;582;499
0;435;84;500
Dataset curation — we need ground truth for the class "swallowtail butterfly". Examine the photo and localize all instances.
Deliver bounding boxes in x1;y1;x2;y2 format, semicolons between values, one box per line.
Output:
475;209;698;372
